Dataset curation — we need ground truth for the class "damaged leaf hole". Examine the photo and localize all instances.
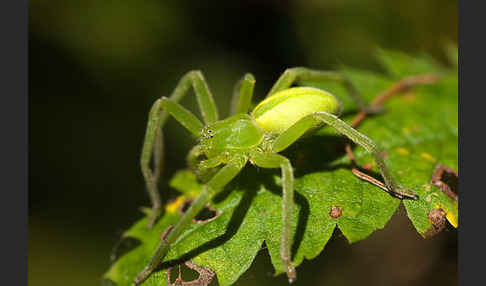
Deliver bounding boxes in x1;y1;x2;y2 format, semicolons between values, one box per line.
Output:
168;261;216;286
431;164;458;202
178;198;221;223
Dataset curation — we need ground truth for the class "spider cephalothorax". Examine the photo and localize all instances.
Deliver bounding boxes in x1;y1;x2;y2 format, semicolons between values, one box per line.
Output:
200;114;263;159
135;68;418;285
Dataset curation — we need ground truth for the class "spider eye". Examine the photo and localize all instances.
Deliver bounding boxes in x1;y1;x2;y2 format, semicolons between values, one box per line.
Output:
202;128;214;139
207;129;214;138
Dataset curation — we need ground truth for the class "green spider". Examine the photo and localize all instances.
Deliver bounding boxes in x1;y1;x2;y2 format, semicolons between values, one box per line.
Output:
135;67;418;284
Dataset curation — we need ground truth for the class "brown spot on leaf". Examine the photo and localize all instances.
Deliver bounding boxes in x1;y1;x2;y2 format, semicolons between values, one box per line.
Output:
329;206;342;218
430;164;458;203
178;198;221;223
168;261;215;286
424;208;446;238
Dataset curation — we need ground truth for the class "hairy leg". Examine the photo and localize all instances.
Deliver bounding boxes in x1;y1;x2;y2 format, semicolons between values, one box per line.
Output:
164;70;219;125
135;156;247;285
231;73;256;115
142;71;219;227
187;145;224;184
187;145;205;172
152;128;163;188
142;97;205;227
272;112;418;200
344;74;440;184
250;152;297;283
267;67;380;114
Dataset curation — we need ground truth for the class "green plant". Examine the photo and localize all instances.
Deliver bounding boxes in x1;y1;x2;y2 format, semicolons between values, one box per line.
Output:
105;50;458;286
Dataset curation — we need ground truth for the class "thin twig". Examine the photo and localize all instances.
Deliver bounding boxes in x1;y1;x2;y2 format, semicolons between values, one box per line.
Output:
350;74;440;129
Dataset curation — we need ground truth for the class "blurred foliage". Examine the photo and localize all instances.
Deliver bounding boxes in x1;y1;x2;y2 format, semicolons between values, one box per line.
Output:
29;1;457;286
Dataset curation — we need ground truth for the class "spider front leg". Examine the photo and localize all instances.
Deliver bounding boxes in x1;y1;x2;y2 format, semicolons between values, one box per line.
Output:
272;112;418;200
250;152;297;283
135;157;247;285
187;145;225;184
141;71;219;228
142;98;205;227
267;67;382;114
231;73;256;115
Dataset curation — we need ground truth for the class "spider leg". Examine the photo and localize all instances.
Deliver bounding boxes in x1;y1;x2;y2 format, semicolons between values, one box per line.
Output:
187;145;224;183
250;152;297;283
141;71;219;228
187;145;205;172
135;156;247;285
142;98;205;227
152;127;163;190
165;70;219;125
267;67;382;114
271;112;418;200
231;73;256;115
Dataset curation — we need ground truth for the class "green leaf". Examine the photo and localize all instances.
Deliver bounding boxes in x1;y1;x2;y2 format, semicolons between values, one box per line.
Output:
104;50;458;286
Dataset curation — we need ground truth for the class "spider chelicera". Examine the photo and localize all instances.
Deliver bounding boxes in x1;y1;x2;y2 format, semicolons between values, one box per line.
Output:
135;67;418;284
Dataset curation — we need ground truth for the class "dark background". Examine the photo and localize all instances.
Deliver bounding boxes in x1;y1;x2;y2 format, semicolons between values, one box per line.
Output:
28;1;457;285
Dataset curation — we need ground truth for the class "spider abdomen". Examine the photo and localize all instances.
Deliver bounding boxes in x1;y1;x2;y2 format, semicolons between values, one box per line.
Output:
252;87;342;134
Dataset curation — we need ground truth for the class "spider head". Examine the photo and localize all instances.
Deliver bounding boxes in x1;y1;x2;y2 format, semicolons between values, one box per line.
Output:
200;114;264;158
